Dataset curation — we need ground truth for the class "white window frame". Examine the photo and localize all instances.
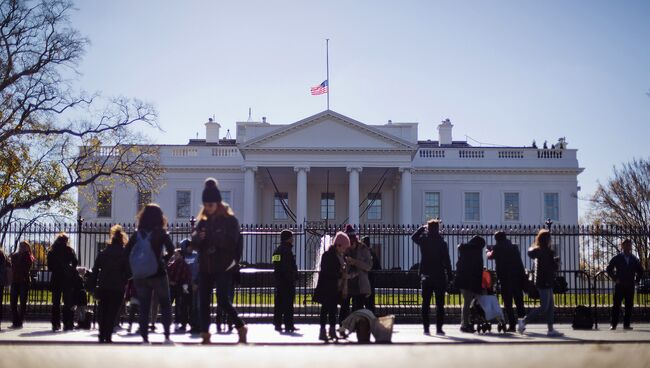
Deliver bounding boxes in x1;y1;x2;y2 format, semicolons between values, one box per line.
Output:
137;190;152;212
320;192;336;220
502;191;521;223
542;192;560;222
366;193;382;221
176;190;193;219
463;191;481;223
96;189;113;218
273;192;289;221
423;191;441;222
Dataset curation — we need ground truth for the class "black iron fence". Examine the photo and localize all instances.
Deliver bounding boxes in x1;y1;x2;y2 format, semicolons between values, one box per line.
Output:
1;221;649;323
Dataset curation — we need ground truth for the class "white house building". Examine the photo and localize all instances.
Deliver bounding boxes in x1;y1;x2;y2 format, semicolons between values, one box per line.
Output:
78;110;583;227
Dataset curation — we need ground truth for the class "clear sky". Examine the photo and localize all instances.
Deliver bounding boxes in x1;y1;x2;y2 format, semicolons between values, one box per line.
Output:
70;0;650;218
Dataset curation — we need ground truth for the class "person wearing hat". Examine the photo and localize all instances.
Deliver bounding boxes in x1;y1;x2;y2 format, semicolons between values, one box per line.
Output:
272;229;299;332
179;239;200;334
192;178;247;344
313;231;351;341
339;225;372;323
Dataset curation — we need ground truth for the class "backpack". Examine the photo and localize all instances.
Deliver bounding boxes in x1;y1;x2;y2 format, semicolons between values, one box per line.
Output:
572;305;593;330
129;232;159;279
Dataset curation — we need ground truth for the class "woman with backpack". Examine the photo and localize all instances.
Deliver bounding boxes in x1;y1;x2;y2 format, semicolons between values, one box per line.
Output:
10;241;34;329
47;233;78;331
90;225;130;343
517;229;563;337
125;203;175;344
192;178;247;344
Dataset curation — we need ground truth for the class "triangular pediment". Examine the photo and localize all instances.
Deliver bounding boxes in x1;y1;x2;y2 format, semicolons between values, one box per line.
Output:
239;110;417;153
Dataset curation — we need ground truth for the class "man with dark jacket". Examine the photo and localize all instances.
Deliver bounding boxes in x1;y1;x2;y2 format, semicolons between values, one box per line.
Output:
455;235;485;333
272;229;298;332
487;231;526;332
412;219;453;335
606;239;644;330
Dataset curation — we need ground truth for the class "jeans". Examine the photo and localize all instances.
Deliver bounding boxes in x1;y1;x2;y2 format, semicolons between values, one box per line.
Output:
460;289;477;327
198;272;244;333
500;278;526;327
611;283;634;328
134;275;172;340
51;284;75;329
524;287;554;330
97;290;123;342
421;278;446;330
10;283;29;326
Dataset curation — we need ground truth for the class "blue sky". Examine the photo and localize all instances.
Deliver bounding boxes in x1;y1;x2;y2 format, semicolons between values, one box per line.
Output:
70;0;650;218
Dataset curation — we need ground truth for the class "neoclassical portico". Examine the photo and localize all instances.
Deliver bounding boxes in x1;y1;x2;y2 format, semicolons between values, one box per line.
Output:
237;110;418;225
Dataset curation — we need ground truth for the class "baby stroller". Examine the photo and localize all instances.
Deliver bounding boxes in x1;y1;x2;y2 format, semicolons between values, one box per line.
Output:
469;269;507;334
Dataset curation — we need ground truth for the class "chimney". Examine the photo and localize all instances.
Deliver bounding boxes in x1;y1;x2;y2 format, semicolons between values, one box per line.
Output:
205;117;221;144
437;118;453;146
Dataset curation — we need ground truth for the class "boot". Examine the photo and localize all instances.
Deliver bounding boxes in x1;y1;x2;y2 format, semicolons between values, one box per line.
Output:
237;325;248;344
318;327;328;341
200;332;211;344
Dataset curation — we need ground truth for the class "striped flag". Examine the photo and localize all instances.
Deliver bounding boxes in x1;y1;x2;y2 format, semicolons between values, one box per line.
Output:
311;80;328;95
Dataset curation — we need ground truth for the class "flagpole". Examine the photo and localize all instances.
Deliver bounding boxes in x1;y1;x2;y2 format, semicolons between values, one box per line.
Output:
326;38;330;110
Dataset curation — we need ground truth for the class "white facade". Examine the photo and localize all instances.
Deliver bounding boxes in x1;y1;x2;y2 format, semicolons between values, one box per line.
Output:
78;110;583;226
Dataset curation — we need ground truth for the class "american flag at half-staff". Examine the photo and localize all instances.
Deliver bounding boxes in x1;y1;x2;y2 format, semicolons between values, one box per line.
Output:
311;80;328;95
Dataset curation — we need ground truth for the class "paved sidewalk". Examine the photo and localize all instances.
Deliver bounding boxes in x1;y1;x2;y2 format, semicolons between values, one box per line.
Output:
1;322;649;345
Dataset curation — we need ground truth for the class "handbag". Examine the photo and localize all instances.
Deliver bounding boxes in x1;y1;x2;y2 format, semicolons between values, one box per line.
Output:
525;271;540;299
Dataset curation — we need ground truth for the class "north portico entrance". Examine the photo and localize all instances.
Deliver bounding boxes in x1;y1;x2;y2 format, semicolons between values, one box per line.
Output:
236;110;419;226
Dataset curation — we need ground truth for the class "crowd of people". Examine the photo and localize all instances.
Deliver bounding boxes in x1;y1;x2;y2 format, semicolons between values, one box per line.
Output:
0;178;646;344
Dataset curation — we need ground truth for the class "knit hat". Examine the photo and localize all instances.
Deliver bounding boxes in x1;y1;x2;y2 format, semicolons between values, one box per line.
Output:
333;231;350;250
280;229;293;242
202;177;222;203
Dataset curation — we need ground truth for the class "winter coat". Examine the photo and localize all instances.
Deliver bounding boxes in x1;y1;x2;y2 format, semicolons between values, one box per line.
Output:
412;226;453;289
528;246;557;289
487;239;526;286
346;243;372;297
91;243;130;294
47;243;78;288
167;258;192;286
454;236;485;294
125;228;175;278
607;253;644;287
273;241;298;285
192;215;242;274
0;252;9;287
313;247;343;305
10;251;34;285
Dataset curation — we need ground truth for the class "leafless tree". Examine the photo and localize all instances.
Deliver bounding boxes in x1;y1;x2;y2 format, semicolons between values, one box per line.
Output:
588;158;650;269
0;0;164;231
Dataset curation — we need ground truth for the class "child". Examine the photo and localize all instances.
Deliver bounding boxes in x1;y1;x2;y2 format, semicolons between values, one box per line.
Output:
167;248;191;332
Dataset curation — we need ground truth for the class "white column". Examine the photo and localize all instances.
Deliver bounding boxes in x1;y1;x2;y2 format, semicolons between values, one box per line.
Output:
294;166;309;225
347;166;362;226
243;166;257;225
399;167;413;225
